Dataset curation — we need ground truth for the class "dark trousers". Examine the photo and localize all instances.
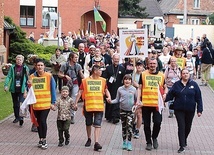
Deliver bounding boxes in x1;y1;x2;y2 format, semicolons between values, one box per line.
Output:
120;110;134;141
142;107;162;144
11;92;24;120
57;120;71;143
174;110;195;147
34;109;50;139
53;75;62;91
105;103;120;121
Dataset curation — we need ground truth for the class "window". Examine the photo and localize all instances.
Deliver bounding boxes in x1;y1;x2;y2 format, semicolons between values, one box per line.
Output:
42;7;57;27
194;0;200;8
191;19;200;25
179;19;184;24
20;6;35;26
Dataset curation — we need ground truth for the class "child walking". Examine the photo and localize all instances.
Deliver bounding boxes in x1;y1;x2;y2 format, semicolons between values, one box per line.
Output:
110;74;137;151
51;86;77;147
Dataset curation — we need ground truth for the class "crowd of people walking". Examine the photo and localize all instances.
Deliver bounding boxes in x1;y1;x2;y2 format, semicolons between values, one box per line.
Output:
4;31;210;153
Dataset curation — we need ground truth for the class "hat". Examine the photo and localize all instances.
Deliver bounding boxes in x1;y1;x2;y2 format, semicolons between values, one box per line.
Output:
94;57;102;62
61;86;69;91
136;60;143;65
89;45;96;49
174;46;183;52
186;51;193;55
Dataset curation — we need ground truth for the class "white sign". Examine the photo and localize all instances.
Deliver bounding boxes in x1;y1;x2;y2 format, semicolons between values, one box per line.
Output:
119;29;148;59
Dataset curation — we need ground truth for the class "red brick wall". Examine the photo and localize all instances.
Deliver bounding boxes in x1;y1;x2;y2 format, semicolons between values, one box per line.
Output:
0;0;4;45
176;0;214;11
165;0;214;27
59;0;118;35
4;0;118;40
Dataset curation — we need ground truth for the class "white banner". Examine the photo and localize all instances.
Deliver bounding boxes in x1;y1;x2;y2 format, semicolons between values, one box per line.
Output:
119;29;148;59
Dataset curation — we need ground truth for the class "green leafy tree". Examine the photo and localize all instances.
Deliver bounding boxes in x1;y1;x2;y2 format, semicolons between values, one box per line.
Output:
208;13;214;25
119;0;149;18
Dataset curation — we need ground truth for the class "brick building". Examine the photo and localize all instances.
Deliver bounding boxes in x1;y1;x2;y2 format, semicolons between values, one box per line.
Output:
4;0;118;40
0;0;7;77
160;0;214;27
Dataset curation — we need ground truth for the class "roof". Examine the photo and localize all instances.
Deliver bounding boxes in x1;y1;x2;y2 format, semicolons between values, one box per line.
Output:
139;0;163;18
160;0;212;16
4;20;15;30
159;0;178;14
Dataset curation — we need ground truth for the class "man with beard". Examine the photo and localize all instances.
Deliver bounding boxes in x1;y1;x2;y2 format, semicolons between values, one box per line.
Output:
137;58;167;151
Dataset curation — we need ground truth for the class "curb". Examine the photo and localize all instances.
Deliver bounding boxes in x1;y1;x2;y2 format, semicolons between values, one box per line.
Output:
0;114;13;124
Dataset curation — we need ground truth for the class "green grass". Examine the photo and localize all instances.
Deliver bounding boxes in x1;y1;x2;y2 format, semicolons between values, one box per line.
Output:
0;81;13;120
209;79;214;90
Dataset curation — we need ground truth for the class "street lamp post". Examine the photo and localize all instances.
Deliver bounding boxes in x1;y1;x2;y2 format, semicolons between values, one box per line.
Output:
183;0;187;24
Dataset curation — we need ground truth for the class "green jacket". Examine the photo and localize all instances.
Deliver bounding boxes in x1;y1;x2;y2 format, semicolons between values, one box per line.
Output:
4;64;29;93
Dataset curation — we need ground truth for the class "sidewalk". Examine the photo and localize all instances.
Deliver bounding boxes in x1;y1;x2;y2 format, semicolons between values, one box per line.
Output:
0;82;214;155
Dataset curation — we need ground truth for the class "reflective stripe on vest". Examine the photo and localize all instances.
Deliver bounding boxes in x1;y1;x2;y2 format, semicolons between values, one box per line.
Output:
31;73;51;110
82;77;106;112
141;70;164;107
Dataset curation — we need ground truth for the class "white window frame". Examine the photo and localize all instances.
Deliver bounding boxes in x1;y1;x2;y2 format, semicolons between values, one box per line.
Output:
191;19;200;25
194;0;200;8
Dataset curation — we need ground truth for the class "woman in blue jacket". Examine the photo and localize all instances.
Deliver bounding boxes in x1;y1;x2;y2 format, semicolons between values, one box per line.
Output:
165;68;203;153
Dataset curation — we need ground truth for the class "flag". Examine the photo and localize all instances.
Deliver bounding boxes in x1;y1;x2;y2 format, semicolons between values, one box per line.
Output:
94;6;106;32
20;86;38;126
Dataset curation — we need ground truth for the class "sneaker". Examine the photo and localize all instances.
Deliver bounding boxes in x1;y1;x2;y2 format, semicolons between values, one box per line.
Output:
85;138;91;147
178;147;185;153
58;142;63;147
65;139;69;145
168;113;173;118
71;116;75;124
204;83;208;86
145;143;152;151
94;142;102;151
122;141;127;150
13;119;19;123
31;124;38;132
41;140;48;149
37;140;43;148
133;130;139;139
19;120;24;127
153;139;158;149
127;141;132;151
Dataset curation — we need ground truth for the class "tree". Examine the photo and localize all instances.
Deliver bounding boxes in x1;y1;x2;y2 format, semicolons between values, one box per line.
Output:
208;13;214;25
118;0;149;18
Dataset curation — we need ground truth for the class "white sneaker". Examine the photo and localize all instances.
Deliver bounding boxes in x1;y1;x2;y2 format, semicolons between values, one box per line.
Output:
41;140;48;149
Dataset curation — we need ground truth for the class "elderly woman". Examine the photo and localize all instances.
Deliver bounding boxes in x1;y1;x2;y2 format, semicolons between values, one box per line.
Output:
164;57;181;118
4;55;29;126
165;69;203;153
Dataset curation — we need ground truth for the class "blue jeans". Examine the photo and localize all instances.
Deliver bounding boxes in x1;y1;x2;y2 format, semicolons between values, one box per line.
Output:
83;106;103;127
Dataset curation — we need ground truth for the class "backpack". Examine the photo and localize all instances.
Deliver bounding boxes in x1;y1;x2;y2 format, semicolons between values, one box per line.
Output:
63;62;81;88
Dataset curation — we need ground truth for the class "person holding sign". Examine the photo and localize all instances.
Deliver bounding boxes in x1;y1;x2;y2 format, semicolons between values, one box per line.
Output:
137;58;167;151
74;65;111;151
29;59;56;150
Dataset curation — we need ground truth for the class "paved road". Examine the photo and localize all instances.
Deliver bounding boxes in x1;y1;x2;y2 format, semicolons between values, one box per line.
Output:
0;81;214;155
